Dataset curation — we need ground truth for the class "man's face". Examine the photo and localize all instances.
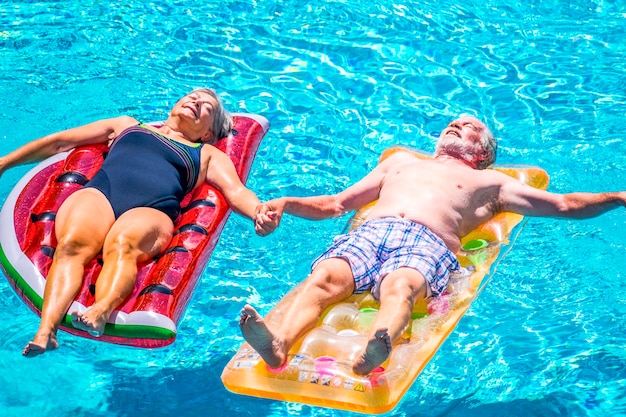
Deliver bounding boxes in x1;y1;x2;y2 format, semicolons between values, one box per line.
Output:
436;116;488;167
439;116;485;144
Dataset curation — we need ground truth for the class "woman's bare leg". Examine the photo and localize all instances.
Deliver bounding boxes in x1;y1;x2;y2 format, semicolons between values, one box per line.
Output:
71;207;174;336
23;189;114;357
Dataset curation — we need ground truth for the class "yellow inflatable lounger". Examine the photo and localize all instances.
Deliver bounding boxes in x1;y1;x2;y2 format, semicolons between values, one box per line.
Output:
221;146;550;414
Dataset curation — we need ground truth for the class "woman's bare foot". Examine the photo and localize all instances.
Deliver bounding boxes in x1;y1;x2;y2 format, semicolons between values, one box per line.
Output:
352;328;392;375
22;332;59;357
71;308;108;337
239;304;287;369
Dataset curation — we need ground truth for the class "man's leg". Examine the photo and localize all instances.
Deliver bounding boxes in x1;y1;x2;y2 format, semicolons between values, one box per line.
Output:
240;257;355;368
71;207;174;336
352;267;428;375
23;189;114;357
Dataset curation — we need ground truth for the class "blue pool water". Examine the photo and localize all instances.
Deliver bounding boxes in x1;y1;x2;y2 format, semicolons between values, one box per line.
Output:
1;1;625;416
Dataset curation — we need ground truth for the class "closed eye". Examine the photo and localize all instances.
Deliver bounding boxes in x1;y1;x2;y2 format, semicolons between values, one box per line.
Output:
198;101;214;112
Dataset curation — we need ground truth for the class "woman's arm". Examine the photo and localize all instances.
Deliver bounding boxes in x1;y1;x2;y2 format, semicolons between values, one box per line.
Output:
204;146;278;236
0;116;136;178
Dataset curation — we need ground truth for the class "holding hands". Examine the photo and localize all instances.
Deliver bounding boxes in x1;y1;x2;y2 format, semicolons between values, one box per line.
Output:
254;200;283;236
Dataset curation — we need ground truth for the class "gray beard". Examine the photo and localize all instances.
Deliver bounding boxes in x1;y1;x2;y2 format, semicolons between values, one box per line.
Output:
435;136;475;165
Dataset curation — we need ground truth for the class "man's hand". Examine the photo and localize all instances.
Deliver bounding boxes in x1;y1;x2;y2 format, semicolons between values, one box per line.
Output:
254;200;283;236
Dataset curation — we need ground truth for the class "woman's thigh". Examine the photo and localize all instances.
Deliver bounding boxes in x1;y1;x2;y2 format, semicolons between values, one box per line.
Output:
55;188;115;250
104;207;174;262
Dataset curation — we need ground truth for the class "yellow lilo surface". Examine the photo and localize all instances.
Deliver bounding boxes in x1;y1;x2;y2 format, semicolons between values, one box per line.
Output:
221;146;549;414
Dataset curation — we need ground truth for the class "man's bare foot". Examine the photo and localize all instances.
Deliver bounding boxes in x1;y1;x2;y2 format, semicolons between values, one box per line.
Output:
71;308;107;337
352;328;392;375
239;304;286;369
22;333;59;357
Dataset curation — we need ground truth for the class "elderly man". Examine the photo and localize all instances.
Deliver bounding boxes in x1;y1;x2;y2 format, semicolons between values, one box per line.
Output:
243;116;625;375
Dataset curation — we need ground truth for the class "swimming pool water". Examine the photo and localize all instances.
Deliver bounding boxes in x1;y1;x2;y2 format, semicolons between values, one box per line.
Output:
1;1;625;416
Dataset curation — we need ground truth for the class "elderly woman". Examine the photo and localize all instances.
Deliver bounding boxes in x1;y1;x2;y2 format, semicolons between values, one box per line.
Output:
0;88;278;356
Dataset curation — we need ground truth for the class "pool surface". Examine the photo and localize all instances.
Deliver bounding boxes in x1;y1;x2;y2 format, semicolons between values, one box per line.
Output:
1;1;625;416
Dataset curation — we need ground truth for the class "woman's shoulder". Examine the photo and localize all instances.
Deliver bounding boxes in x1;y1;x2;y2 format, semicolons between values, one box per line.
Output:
201;143;226;159
107;115;140;130
103;116;140;139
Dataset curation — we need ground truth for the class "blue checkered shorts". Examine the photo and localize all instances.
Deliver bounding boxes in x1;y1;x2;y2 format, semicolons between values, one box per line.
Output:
311;217;459;299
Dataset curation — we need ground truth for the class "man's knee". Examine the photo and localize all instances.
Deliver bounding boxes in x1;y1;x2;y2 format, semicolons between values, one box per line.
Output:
306;258;355;296
380;269;428;302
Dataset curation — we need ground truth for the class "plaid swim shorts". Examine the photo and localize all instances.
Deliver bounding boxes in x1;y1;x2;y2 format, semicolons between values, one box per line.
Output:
311;217;459;299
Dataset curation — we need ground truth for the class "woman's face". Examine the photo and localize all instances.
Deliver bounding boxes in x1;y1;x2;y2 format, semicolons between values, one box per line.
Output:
172;91;219;141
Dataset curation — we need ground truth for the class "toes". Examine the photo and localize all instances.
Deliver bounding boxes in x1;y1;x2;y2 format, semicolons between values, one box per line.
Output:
239;305;259;326
70;311;82;327
22;342;45;358
373;328;392;353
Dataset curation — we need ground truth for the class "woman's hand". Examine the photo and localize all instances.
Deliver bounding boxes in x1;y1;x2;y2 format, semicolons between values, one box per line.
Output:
254;202;281;236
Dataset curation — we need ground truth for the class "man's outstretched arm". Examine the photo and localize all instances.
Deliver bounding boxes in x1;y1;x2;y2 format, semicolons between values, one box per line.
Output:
257;152;410;221
500;179;626;219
